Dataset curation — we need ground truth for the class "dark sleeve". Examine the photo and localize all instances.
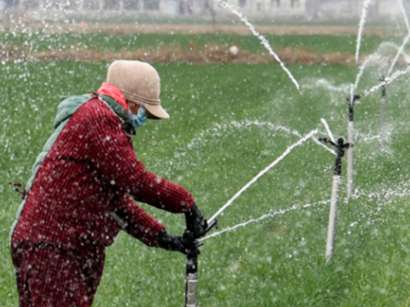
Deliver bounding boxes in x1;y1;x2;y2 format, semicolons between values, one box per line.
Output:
87;100;194;213
112;194;165;247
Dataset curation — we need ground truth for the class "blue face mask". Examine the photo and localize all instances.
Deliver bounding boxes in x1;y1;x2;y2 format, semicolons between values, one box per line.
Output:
129;106;147;128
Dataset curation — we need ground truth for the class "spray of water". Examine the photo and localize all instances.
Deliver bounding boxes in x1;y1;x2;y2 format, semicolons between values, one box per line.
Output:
353;40;407;95
302;78;351;93
387;34;410;76
186;120;301;151
387;0;410;75
378;41;410;63
355;0;374;63
207;129;318;225
202;204;301;241
204;178;410;241
203;200;330;241
312;137;336;156
398;0;410;32
354;54;385;90
217;0;300;90
347;84;356;116
354;0;410;92
365;66;410;96
315;119;337;155
320;118;336;143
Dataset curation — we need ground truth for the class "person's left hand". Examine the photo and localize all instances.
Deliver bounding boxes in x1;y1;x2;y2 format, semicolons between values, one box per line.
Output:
156;229;199;255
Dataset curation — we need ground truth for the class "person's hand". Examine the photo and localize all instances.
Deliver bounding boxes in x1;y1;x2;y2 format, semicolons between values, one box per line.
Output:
184;203;207;239
156;229;199;255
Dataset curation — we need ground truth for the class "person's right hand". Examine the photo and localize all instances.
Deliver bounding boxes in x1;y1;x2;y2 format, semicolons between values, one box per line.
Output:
184;203;207;239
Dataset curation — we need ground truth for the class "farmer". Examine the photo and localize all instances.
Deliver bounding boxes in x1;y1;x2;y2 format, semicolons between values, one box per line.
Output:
10;60;207;306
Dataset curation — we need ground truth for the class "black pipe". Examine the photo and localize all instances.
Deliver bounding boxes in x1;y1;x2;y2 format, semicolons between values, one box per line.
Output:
346;94;361;122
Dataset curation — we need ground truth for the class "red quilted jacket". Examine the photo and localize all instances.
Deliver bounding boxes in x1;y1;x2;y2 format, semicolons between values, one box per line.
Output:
11;96;194;251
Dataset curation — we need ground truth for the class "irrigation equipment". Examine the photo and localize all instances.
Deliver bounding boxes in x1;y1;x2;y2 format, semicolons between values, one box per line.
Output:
184;219;217;307
346;94;360;199
319;137;352;262
379;76;387;153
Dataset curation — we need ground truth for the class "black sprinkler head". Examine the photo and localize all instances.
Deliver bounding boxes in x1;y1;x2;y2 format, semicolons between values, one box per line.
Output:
346;95;361;103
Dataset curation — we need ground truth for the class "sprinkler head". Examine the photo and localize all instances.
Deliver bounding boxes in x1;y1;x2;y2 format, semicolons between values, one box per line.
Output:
346;94;361;103
320;137;352;150
204;218;218;234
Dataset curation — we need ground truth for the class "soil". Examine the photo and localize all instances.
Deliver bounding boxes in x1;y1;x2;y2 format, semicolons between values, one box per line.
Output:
82;23;393;37
8;21;394;36
0;22;399;64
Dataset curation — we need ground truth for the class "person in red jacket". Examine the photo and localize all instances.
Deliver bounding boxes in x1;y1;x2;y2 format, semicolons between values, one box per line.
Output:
10;60;206;307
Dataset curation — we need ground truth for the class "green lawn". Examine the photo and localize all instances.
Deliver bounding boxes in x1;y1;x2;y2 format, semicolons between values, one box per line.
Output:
1;35;410;306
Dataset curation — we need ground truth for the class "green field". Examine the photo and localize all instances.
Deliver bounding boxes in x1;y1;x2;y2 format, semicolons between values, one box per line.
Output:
0;31;403;57
2;30;410;306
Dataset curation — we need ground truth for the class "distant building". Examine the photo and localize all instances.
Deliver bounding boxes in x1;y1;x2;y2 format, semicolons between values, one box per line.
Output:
0;0;405;20
211;0;308;18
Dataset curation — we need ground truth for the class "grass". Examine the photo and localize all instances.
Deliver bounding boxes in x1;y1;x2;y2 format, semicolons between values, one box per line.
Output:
0;31;401;57
1;34;410;306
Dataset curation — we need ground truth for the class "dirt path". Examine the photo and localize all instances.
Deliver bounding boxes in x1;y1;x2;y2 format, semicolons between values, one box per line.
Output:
74;23;389;36
25;47;357;65
3;21;396;36
0;22;401;64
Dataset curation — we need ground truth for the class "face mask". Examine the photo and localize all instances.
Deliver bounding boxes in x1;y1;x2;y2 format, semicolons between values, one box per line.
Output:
129;106;147;128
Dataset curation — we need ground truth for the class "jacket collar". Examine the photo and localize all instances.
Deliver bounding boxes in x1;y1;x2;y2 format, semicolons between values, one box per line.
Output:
98;94;135;136
97;82;128;112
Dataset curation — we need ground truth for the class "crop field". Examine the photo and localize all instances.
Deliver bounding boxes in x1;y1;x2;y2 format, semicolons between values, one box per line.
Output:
1;22;410;306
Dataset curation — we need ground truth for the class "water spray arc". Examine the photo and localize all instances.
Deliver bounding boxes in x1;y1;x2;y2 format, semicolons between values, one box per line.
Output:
387;0;410;76
216;0;300;90
355;0;374;63
206;129;318;227
346;94;360;199
319;138;352;262
361;0;410;98
365;66;410;96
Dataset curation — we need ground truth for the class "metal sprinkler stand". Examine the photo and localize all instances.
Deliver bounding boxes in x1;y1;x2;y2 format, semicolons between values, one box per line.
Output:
319;137;352;262
183;219;217;307
380;76;387;153
184;243;200;307
346;94;360;199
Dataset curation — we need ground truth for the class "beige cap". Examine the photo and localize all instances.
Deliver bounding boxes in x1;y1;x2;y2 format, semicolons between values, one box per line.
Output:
107;60;169;119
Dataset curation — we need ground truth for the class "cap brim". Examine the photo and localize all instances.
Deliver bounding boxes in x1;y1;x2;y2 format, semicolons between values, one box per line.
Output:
144;104;170;120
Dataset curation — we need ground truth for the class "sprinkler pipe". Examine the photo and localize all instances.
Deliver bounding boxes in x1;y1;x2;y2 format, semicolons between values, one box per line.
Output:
184;218;217;307
320;137;352;262
346;94;360;199
380;76;387;153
